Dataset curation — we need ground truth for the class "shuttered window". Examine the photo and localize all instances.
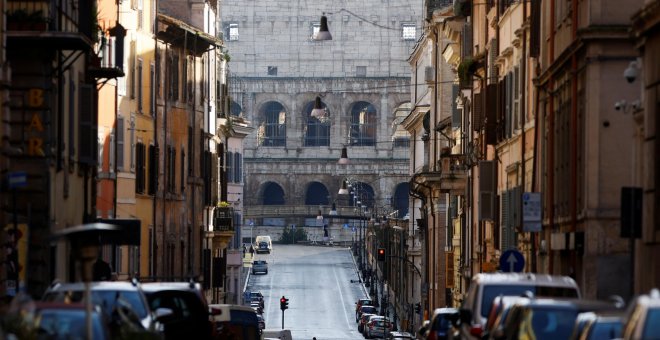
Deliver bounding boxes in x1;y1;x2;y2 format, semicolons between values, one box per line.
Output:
117;117;124;170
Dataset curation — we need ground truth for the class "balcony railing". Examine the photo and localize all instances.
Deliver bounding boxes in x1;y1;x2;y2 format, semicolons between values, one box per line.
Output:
213;206;234;232
438;154;468;194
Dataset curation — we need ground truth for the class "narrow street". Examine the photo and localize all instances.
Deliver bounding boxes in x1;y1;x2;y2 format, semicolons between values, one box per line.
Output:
247;244;369;339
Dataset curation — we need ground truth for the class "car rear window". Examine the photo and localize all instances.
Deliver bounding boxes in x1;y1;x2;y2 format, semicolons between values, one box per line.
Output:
643;308;660;338
43;289;148;319
481;285;579;318
362;306;377;313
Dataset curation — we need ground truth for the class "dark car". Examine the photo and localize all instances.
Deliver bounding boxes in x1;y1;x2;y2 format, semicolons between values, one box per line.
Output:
33;302;112;340
141;281;212;340
426;307;459;340
256;241;270;254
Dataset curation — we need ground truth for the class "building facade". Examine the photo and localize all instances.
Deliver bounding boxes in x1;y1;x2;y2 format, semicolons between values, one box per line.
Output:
221;0;421;249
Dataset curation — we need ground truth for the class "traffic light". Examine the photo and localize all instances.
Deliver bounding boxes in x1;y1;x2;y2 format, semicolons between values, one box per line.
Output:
377;248;385;261
280;296;289;311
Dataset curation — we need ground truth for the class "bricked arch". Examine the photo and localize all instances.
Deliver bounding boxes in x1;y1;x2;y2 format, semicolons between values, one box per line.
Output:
304;181;330;205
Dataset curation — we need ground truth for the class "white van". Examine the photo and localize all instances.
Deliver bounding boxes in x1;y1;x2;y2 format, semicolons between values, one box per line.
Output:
459;272;581;339
255;235;272;254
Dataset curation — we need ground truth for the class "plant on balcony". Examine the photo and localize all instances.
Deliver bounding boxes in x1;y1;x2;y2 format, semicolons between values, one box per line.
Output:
217;201;231;207
6;9;49;31
457;57;474;88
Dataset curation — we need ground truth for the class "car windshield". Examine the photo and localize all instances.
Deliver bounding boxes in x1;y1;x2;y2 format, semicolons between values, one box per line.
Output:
432;313;452;331
44;289;148;319
481;285;579;318
362;306;377;313
524;306;578;340
642;308;660;338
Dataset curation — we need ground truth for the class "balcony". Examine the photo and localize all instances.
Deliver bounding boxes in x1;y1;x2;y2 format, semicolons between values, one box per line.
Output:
439;154;468;195
6;0;94;51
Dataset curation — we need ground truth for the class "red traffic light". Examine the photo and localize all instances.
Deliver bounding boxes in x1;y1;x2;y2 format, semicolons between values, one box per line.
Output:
377;248;386;261
280;297;286;303
378;249;385;255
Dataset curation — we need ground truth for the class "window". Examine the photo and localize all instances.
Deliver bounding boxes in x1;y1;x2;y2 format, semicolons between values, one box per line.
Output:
130;115;135;171
226;151;234;183
137;59;143;112
148;144;158;195
356;66;367;77
136;142;145;193
136;0;143;30
227;23;239;41
117;116;125;170
150;63;155;115
260;102;287;147
304;98;330;147
393;137;410;148
180;149;185;192
130;41;136;99
233;152;242;183
168;53;179;101
167;146;176;193
267;66;277;76
311;22;320;40
349;101;377;146
402;23;416;40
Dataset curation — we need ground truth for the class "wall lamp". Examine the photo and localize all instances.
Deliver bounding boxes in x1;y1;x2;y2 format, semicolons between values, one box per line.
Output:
313;15;332;41
310;96;328;122
338;146;349;165
338;180;349;195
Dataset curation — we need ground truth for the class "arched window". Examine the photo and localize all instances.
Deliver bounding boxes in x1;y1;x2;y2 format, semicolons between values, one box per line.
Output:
349;101;377;146
304;99;330;147
260;101;286;147
393;183;410;218
305;182;330;205
262;182;285;205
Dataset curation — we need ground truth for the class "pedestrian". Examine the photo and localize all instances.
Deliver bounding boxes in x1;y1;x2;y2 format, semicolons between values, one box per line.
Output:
249;245;255;255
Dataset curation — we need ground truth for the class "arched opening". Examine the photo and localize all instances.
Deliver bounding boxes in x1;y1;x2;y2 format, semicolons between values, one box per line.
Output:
348;101;377;146
304;182;330;205
393;183;410;218
259;101;286;147
262;182;285;205
304;99;330;147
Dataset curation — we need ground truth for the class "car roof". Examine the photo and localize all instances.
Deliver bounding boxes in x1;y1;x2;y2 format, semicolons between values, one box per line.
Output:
472;272;579;288
432;307;459;315
140;281;201;291
48;281;141;291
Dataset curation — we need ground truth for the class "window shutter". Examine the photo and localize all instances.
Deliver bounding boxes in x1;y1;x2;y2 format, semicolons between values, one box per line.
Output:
530;0;541;58
501;190;511;250
117;117;124;170
148;144;158;195
226;151;234;183
485;84;497;145
479;160;496;221
473;92;483;131
461;22;472;59
79;84;97;165
506;73;512;138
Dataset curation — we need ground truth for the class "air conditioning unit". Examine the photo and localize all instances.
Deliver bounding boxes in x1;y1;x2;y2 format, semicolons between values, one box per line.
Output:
424;66;435;84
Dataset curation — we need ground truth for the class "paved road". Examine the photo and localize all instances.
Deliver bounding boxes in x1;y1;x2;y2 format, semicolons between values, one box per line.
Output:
247;244;369;340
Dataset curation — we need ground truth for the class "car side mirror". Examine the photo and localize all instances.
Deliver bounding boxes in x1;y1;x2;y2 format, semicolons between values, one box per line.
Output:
154;307;174;322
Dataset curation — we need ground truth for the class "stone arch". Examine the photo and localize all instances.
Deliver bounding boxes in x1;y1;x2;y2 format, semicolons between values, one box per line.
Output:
392;182;410;218
230;100;243;117
303;98;330;147
348;101;377;146
304;181;330;205
261;181;286;205
257;101;287;147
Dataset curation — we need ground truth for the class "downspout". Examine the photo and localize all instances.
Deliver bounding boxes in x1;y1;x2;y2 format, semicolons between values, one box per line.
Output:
521;0;529;272
191;34;196;277
548;0;556;274
162;41;169;278
153;26;159;278
570;0;579;278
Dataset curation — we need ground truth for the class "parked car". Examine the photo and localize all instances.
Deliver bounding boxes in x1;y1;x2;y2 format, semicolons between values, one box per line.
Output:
355;298;374;321
42;280;169;334
571;311;623;340
140;281;212;340
621;288;660;339
257;313;265;331
358;305;378;323
481;295;533;339
358;313;375;333
365;317;393;339
248;291;265;308
33;302;112;340
426;307;459;340
387;331;415;339
252;260;268;275
499;297;623;340
458;272;581;339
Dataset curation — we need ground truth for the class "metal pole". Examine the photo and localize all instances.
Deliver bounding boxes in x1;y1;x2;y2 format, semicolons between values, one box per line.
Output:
281;310;284;329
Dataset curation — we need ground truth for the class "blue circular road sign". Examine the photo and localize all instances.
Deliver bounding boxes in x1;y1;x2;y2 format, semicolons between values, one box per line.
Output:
500;249;525;272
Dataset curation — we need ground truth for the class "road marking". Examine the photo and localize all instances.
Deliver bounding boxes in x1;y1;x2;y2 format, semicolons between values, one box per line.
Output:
332;264;352;329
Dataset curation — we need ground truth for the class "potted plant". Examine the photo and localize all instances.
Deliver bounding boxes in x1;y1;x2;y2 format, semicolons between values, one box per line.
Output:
457;57;474;88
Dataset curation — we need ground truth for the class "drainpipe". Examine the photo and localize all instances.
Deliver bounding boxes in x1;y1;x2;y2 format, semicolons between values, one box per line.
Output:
548;0;556;274
521;0;530;272
570;0;579;279
162;40;169;278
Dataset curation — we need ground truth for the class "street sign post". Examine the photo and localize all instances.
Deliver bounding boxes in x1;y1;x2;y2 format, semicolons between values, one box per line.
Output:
500;249;525;272
522;192;542;232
